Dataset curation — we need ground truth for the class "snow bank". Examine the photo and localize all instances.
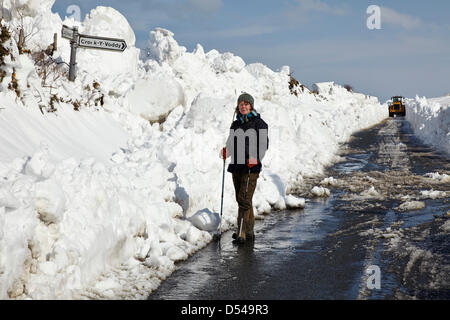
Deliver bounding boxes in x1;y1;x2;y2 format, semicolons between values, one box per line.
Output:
0;95;129;163
0;3;387;299
405;95;450;155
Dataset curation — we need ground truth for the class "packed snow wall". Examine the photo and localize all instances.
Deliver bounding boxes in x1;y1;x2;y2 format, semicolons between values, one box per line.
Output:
405;95;450;155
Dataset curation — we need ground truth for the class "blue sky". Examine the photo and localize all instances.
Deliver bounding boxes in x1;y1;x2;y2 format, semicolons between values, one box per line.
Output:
52;0;450;102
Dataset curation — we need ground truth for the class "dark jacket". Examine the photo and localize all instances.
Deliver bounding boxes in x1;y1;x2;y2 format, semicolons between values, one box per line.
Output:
226;111;269;174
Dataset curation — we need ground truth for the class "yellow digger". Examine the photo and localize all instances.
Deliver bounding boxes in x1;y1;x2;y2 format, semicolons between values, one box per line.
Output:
389;96;406;117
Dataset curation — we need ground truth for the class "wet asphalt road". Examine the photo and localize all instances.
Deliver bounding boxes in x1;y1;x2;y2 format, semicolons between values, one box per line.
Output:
149;118;450;300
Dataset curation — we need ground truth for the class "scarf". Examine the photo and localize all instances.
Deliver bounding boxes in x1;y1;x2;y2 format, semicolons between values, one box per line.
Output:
237;110;257;124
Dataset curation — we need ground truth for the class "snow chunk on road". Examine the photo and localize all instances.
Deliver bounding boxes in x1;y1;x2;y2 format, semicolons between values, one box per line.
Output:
311;186;330;197
424;172;450;183
285;195;305;209
420;190;448;199
360;186;380;198
395;201;426;212
343;186;382;201
320;177;338;186
440;220;450;232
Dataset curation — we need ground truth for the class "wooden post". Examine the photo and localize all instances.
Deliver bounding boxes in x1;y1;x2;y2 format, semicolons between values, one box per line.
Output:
53;33;57;52
18;28;24;54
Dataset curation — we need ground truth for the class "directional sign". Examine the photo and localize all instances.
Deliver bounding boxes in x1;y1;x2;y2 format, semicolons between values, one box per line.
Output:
61;25;75;40
61;27;127;81
78;35;127;52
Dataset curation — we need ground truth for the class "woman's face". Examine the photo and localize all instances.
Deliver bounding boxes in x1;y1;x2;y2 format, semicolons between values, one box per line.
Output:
238;101;252;115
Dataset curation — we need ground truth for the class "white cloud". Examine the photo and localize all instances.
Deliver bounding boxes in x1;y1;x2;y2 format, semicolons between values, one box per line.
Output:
297;0;347;15
212;25;277;38
285;0;348;21
380;6;423;30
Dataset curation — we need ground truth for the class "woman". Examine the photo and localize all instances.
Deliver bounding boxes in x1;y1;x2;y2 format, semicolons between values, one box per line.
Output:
220;92;269;244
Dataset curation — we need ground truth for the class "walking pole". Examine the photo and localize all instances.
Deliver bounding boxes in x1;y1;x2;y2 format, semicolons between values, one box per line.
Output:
215;149;227;241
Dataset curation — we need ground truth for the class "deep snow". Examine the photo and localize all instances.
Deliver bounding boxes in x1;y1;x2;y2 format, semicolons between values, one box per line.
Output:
0;1;446;299
405;95;450;155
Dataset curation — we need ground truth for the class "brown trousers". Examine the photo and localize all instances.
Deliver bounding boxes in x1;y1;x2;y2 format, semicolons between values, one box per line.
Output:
232;171;259;239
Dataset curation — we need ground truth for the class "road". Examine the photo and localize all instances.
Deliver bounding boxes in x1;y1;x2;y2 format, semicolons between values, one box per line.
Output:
149;118;450;300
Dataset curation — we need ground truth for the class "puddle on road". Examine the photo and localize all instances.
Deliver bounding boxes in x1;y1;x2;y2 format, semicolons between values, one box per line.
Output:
252;198;338;254
334;153;371;174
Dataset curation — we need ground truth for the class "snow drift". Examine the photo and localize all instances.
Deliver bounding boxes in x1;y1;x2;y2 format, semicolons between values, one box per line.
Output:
0;3;390;299
405;95;450;155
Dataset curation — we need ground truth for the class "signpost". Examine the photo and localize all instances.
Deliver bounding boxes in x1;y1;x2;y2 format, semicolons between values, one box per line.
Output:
78;35;127;51
61;25;74;40
61;25;127;81
66;26;78;82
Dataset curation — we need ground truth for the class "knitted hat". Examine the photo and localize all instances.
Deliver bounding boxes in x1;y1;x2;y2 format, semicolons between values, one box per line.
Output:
237;93;254;109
